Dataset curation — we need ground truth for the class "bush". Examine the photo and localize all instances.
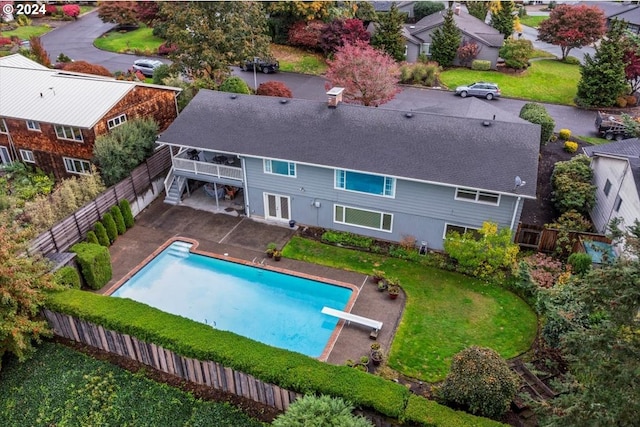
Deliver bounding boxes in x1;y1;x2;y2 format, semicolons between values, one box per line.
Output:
94;222;110;247
256;81;293;98
471;59;491;71
438;346;518;419
110;205;126;235
551;155;596;215
218;76;251;95
86;230;99;245
157;42;177;56
616;96;628;108
399;61;440;86
457;40;480;67
499;38;533;70
70;243;112;290
102;213;118;243
563;56;581;65
567;252;593;275
558;128;572;140
564;141;578;153
272;395;373;427
0;37;12;47
152;63;171;85
62;4;80;18
53;266;81;289
519;102;555;145
321;230;374;249
626;95;637;107
119;199;135;229
287;20;325;51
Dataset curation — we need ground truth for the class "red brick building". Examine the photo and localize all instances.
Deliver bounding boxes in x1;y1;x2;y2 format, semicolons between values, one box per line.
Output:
0;54;180;179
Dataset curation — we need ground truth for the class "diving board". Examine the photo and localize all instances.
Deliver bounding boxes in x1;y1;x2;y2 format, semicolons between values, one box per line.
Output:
321;306;383;339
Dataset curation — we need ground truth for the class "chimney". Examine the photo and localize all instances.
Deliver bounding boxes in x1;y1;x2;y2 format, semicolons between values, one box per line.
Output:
326;87;344;108
454;5;461;15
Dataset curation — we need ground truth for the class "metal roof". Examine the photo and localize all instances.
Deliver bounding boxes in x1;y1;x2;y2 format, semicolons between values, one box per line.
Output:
0;53;49;69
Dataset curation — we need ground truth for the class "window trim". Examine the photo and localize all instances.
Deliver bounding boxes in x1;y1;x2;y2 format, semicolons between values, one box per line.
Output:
442;223;480;239
454;188;501;206
0;118;7;134
25;120;41;131
107;113;127;130
420;42;431;56
603;179;612;197
263;159;296;177
333;204;393;233
19;149;35;163
334;169;396;198
55;125;84;142
63;156;91;175
614;195;623;212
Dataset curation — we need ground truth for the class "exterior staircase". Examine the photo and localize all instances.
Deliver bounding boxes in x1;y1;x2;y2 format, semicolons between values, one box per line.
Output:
164;172;186;205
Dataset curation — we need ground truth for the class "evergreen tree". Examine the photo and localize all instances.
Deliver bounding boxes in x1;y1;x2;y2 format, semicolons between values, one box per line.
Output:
430;7;461;67
465;1;490;22
576;19;629;107
370;3;406;61
490;1;516;39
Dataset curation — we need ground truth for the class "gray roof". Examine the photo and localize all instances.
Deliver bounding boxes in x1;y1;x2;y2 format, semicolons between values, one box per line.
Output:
158;90;539;198
577;1;640;21
583;139;640;198
371;1;415;12
413;96;528;123
410;9;504;47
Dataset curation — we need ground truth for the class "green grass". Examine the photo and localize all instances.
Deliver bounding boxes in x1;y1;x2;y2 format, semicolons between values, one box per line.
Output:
519;15;548;28
282;237;537;382
79;5;94;15
440;59;579;105
578;135;610;145
0;341;264;427
531;49;556;59
1;25;51;39
271;44;328;75
93;25;164;55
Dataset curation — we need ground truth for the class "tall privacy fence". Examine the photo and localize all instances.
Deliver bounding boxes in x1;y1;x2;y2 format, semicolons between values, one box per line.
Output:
42;310;301;411
515;223;611;253
29;147;173;256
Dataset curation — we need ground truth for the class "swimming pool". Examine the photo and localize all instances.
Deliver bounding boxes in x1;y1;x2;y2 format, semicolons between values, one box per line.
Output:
110;241;354;358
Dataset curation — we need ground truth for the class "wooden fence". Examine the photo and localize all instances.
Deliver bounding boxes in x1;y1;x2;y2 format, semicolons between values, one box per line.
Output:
42;310;300;411
515;223;611;253
29;147;172;256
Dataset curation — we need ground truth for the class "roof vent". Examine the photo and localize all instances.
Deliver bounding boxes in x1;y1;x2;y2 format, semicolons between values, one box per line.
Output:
482;121;491;127
409;25;416;29
405;113;413;118
230;94;237;99
280;99;288;104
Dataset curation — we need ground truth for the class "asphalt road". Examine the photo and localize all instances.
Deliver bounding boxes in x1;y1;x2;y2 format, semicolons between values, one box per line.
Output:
40;10;599;139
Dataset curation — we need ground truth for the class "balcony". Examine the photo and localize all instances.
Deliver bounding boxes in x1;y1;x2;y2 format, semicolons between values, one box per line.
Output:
172;149;243;182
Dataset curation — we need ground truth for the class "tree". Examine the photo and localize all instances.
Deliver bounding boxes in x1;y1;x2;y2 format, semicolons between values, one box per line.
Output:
287;20;326;51
0;215;59;365
29;36;50;67
161;2;271;80
499;38;533;70
97;1;139;27
218;76;251;95
319;18;370;54
430;7;461;68
272;395;373;427
354;1;376;23
134;0;160;26
624;49;640;95
266;1;332;22
324;40;400;107
490;1;516;39
438;346;519;419
537;4;606;61
456;39;480;67
414;1;445;21
257;81;293;98
576;19;629;107
551;154;596;216
465;1;490;22
370;3;406;62
62;61;113;77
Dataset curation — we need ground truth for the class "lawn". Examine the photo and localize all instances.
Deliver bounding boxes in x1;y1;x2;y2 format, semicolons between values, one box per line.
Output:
440;59;580;105
271;44;327;75
93;25;164;56
1;25;51;39
282;237;537;382
519;15;548;28
0;341;264;427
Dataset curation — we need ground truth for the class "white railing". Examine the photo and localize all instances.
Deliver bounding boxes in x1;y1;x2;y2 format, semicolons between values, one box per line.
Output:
172;158;243;181
163;168;176;196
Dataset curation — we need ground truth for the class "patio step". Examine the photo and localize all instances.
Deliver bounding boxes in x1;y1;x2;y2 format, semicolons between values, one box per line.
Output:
164;175;186;205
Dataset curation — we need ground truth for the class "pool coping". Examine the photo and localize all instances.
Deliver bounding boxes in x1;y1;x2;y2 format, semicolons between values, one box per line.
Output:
103;236;360;362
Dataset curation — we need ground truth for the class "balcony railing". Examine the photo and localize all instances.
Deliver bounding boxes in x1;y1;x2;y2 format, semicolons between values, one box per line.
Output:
172;157;243;181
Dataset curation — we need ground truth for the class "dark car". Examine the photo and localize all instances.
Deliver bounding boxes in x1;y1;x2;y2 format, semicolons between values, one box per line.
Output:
240;58;279;74
132;59;164;77
455;82;501;100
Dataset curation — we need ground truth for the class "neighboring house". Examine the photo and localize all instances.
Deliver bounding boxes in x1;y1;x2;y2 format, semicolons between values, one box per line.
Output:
578;1;640;34
0;54;180;180
583;140;640;238
371;1;416;19
157;89;540;250
402;5;504;68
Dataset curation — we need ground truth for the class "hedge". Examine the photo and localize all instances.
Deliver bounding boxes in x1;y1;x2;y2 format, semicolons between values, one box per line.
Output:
404;395;504;427
45;290;507;426
110;205;126;235
94;222;110;247
119;199;134;229
519;103;555;145
70;243;112;290
53;266;81;289
85;230;99;245
102;212;118;243
471;60;491;71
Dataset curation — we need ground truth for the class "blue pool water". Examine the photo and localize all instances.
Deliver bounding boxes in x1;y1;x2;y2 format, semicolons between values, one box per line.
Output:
111;242;352;357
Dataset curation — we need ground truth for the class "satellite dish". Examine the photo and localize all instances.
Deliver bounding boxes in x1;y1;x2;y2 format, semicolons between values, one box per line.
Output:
514;176;526;191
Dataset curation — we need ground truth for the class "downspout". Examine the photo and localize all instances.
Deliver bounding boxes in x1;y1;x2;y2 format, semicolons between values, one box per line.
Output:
510;196;521;233
240;156;251;218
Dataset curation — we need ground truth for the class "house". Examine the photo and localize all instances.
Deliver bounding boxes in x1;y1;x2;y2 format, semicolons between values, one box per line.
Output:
371;1;417;19
403;5;504;68
0;54;180;180
578;1;640;34
156;89;540;250
583;140;640;239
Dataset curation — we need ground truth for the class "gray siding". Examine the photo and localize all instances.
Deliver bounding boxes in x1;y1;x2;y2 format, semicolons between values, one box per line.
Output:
409;29;500;69
244;158;522;250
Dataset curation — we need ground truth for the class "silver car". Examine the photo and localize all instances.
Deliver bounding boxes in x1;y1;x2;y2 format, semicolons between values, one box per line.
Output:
132;59;164;77
455;82;501;100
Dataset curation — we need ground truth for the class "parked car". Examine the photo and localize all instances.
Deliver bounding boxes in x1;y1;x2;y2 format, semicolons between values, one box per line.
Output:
132;59;164;77
455;82;501;100
240;58;279;74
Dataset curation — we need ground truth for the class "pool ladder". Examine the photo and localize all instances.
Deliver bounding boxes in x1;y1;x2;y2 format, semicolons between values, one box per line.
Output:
251;257;266;266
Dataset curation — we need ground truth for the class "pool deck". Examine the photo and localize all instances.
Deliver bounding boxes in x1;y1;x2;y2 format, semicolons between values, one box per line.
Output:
102;197;405;366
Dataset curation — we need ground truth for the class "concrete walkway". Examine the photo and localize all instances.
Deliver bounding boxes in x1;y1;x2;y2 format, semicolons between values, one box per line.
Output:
105;197;404;367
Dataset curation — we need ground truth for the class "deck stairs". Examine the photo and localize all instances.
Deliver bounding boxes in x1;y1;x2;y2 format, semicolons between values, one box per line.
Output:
164;174;187;205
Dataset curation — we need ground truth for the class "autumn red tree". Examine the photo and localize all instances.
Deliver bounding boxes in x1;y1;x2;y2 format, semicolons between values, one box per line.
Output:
256;81;293;98
624;49;640;95
134;0;160;26
97;1;138;27
537;4;606;60
287;20;326;51
324;40;400;107
319;18;370;54
29;36;51;67
62;61;113;77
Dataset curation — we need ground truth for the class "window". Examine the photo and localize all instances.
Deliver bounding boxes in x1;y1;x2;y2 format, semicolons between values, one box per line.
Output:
19;149;35;163
335;170;395;197
0;119;7;134
455;188;500;205
614;196;623;212
334;204;392;232
26;120;40;131
404;45;408;57
603;179;612;197
264;159;296;177
63;157;91;174
444;223;481;239
55;125;83;142
107;114;127;130
420;43;431;56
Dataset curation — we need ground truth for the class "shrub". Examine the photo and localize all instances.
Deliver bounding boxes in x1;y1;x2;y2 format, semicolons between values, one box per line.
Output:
56;52;72;63
256;81;293;98
616;96;628;108
558;128;572;140
86;230;99;245
471;59;491;71
499;38;534;70
438;346;518;419
0;37;12;47
551;155;596;215
457;40;480;67
62;4;80;18
152;63;171;85
272;395;373;427
157;42;177;56
45;4;58;15
119;199;135;228
53;266;81;289
626;95;637;107
94;222;110;247
110;205;126;235
70;243;112;290
548;209;594;258
102;213;118;243
287;20;325;51
522;252;565;288
63;61;113;77
519;102;555;145
218;76;251;95
567;252;593;275
321;230;374;249
563;55;581;65
318;18;369;54
564;141;578;153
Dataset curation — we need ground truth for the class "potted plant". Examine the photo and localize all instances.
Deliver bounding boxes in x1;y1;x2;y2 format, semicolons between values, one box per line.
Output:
273;250;282;261
265;242;277;258
371;269;385;284
377;280;387;292
360;355;370;366
387;277;400;300
370;344;384;366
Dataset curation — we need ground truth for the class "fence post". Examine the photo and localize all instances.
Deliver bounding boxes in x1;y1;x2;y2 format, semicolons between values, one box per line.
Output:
72;212;82;238
50;229;59;252
146;161;154;195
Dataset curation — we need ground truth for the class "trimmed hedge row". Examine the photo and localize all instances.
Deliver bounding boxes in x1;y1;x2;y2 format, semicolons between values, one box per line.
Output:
70;243;112;290
53;266;81;289
45;290;506;426
519;102;555;145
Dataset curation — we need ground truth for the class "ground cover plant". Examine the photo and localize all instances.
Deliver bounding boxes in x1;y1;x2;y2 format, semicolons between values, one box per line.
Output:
282;236;537;382
0;25;50;39
272;43;327;74
0;341;264;427
439;59;579;105
93;25;164;55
